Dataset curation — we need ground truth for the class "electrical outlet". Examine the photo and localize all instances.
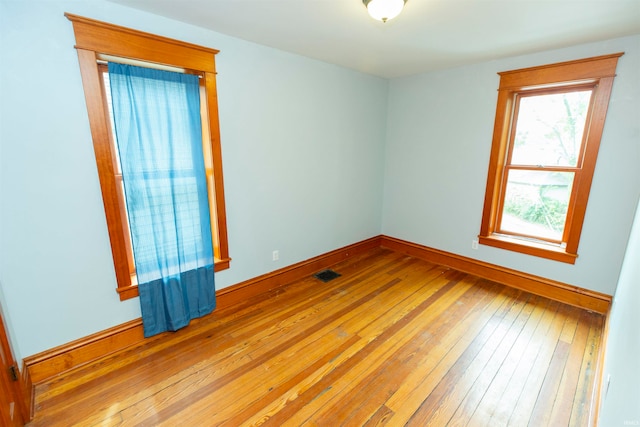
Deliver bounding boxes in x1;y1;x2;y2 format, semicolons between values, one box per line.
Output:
272;250;279;261
472;239;479;250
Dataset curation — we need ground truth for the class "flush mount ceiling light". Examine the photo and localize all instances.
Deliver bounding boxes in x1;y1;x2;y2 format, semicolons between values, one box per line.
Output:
362;0;407;23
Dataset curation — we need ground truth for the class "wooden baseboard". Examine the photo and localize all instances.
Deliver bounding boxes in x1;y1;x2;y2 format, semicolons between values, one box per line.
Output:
216;236;381;307
380;235;611;314
24;318;145;385
24;234;610;390
23;236;382;385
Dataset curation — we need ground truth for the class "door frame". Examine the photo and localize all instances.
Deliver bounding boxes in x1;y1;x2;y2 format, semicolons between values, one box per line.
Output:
0;306;29;425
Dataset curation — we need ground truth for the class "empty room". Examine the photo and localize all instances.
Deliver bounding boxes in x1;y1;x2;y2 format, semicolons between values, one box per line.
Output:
0;0;639;425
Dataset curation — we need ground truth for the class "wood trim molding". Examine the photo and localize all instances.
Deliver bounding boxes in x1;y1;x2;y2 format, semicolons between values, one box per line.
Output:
479;53;623;264
380;235;611;314
23;236;382;385
216;236;382;308
65;13;218;72
23;234;610;391
67;14;230;301
24;318;145;385
497;53;623;90
20;362;34;420
0;308;30;424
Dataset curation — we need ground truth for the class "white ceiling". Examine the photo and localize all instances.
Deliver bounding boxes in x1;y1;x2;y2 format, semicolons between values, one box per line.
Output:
108;0;640;78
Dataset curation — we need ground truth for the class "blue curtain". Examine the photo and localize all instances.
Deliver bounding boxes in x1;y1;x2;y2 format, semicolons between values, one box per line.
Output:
108;62;215;338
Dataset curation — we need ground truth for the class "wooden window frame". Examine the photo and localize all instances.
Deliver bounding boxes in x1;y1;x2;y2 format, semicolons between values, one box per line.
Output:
66;13;230;300
479;53;623;264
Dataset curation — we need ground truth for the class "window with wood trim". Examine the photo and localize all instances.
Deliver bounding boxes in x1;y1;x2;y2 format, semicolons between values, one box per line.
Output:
479;53;623;264
66;14;230;300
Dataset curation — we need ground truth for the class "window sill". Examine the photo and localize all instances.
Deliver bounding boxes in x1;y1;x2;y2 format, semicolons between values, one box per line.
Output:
116;257;231;301
214;257;231;272
478;234;577;264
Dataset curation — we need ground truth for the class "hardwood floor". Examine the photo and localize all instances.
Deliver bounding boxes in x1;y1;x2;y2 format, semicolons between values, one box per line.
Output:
28;248;604;426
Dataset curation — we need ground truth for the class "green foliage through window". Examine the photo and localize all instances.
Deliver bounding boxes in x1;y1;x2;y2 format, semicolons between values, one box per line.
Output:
503;185;568;233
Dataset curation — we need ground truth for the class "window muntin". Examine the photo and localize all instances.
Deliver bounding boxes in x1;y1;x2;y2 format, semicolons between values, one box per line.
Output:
479;53;623;264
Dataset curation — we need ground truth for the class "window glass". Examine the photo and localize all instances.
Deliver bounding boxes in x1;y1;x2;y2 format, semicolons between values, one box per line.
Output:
499;170;574;242
511;91;591;167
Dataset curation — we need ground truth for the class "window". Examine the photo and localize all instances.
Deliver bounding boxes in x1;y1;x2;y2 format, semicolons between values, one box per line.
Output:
479;53;623;264
67;14;230;300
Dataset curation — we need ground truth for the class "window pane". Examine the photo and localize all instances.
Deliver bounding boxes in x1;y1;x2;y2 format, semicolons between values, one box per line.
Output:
129;174;208;275
511;90;592;167
500;170;574;241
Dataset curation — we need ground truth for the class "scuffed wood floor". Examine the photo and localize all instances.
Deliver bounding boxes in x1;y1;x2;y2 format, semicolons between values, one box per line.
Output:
28;248;603;426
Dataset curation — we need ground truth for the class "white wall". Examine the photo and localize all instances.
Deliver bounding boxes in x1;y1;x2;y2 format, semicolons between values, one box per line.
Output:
383;35;640;295
599;199;640;426
0;0;388;359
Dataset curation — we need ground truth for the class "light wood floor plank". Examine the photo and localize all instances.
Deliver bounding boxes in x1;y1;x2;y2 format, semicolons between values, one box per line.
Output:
569;312;604;427
273;271;472;426
467;295;555;426
506;301;568;426
314;277;488;426
384;282;520;419
428;295;549;427
548;309;591;427
482;297;553;427
383;285;510;424
428;290;533;427
27;248;605;427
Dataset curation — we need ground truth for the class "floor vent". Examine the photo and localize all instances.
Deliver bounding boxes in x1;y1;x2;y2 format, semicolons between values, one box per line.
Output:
314;269;341;283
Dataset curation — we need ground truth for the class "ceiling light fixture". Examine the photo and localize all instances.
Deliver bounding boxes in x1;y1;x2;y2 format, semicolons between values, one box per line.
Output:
362;0;407;23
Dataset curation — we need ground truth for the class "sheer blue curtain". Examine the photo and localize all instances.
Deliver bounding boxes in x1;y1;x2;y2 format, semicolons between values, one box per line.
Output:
108;62;215;338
